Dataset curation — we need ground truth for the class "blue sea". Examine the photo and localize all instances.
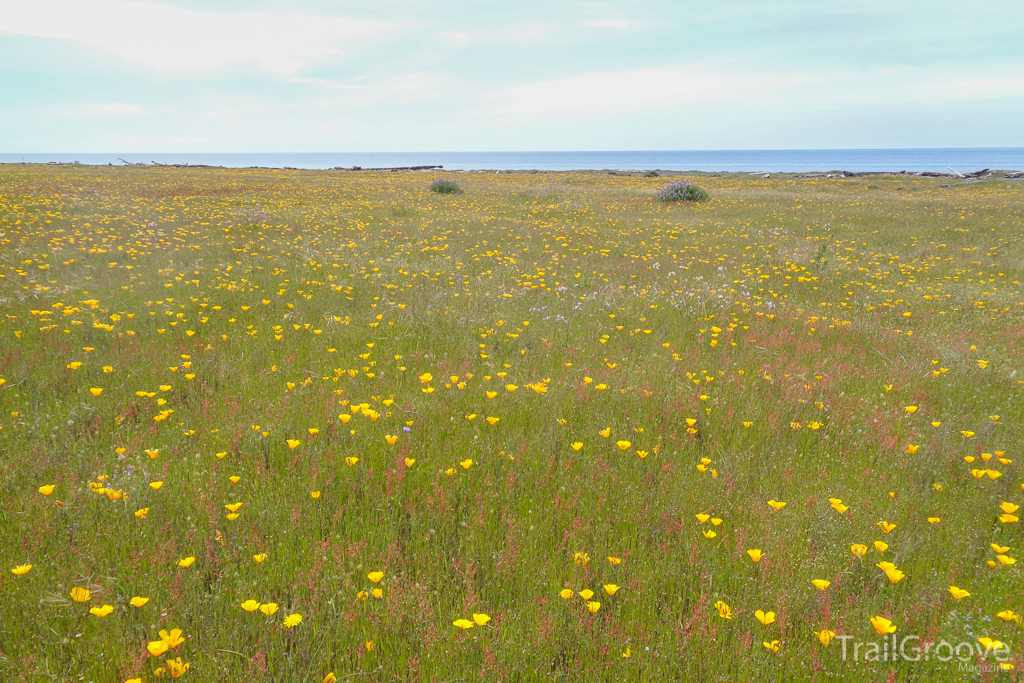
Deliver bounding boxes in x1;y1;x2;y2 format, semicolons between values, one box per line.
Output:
1;149;1022;173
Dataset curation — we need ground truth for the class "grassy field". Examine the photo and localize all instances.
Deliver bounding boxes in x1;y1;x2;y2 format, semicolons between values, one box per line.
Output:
2;165;1024;681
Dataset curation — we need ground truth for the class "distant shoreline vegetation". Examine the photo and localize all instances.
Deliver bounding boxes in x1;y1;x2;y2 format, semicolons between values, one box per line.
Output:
4;160;1021;180
3;149;1022;174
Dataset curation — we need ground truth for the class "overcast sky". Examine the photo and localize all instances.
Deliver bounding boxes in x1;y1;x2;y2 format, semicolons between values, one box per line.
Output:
1;0;1022;152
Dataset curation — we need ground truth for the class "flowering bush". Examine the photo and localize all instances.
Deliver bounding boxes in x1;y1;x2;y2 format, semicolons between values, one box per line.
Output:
656;179;708;203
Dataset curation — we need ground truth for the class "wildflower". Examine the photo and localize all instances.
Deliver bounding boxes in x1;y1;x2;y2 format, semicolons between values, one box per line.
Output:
345;457;359;466
811;580;830;591
38;485;55;495
877;521;896;533
747;549;763;563
147;640;170;657
253;553;267;563
453;619;474;630
371;589;382;599
286;439;301;449
767;500;787;510
948;586;970;599
873;541;888;552
992;543;1010;553
599;428;611;438
130;596;150;607
979;637;1005;652
997;610;1018;622
149;482;163;490
260;603;279;615
850;544;868;557
460;459;473;469
165;657;189;678
70;587;91;602
603;584;620;595
241;600;261;612
607;556;622;565
815;629;836;645
177;557;195;568
615;440;631;450
159;629;185;648
368;571;384;583
310;491;321;499
324;674;338;683
571;442;583;451
754;610;776;626
702;529;717;539
89;388;103;396
762;640;780;652
89;605;114;617
559;589;573;599
473;613;491;626
283;614;303;628
884;568;905;584
579;589;595;600
419;372;433;383
574;552;589;565
714;600;732;619
586;601;601;613
486;416;500;425
870;616;896;634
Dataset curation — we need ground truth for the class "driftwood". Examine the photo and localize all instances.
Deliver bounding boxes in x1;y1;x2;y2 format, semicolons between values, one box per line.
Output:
333;165;443;172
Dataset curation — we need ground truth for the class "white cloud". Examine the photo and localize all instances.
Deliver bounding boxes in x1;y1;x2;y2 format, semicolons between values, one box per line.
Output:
486;63;818;118
580;19;644;30
483;62;1024;123
0;0;395;74
44;102;145;118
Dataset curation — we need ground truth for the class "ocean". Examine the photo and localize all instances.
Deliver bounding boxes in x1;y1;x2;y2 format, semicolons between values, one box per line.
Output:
1;149;1022;174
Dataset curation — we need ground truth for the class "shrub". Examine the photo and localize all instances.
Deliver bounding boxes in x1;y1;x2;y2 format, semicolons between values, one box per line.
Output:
645;170;659;177
656;179;708;203
429;178;463;194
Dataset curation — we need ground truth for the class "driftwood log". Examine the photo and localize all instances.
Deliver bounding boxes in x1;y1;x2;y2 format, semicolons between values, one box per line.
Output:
333;165;443;172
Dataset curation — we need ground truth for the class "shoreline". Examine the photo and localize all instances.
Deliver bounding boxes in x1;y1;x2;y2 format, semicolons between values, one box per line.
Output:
2;161;1022;179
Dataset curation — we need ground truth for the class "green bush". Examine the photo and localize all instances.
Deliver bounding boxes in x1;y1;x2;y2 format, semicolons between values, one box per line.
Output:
429;179;463;194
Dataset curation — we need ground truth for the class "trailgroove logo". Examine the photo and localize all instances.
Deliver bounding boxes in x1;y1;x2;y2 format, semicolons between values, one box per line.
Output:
838;634;1012;667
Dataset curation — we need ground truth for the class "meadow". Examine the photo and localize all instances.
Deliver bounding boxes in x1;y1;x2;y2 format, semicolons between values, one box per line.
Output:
1;165;1024;681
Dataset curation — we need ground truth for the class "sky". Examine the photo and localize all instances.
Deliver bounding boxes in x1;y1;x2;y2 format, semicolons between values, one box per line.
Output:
1;0;1022;152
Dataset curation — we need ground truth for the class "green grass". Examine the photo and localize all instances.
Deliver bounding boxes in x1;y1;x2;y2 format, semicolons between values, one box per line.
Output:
1;166;1024;681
